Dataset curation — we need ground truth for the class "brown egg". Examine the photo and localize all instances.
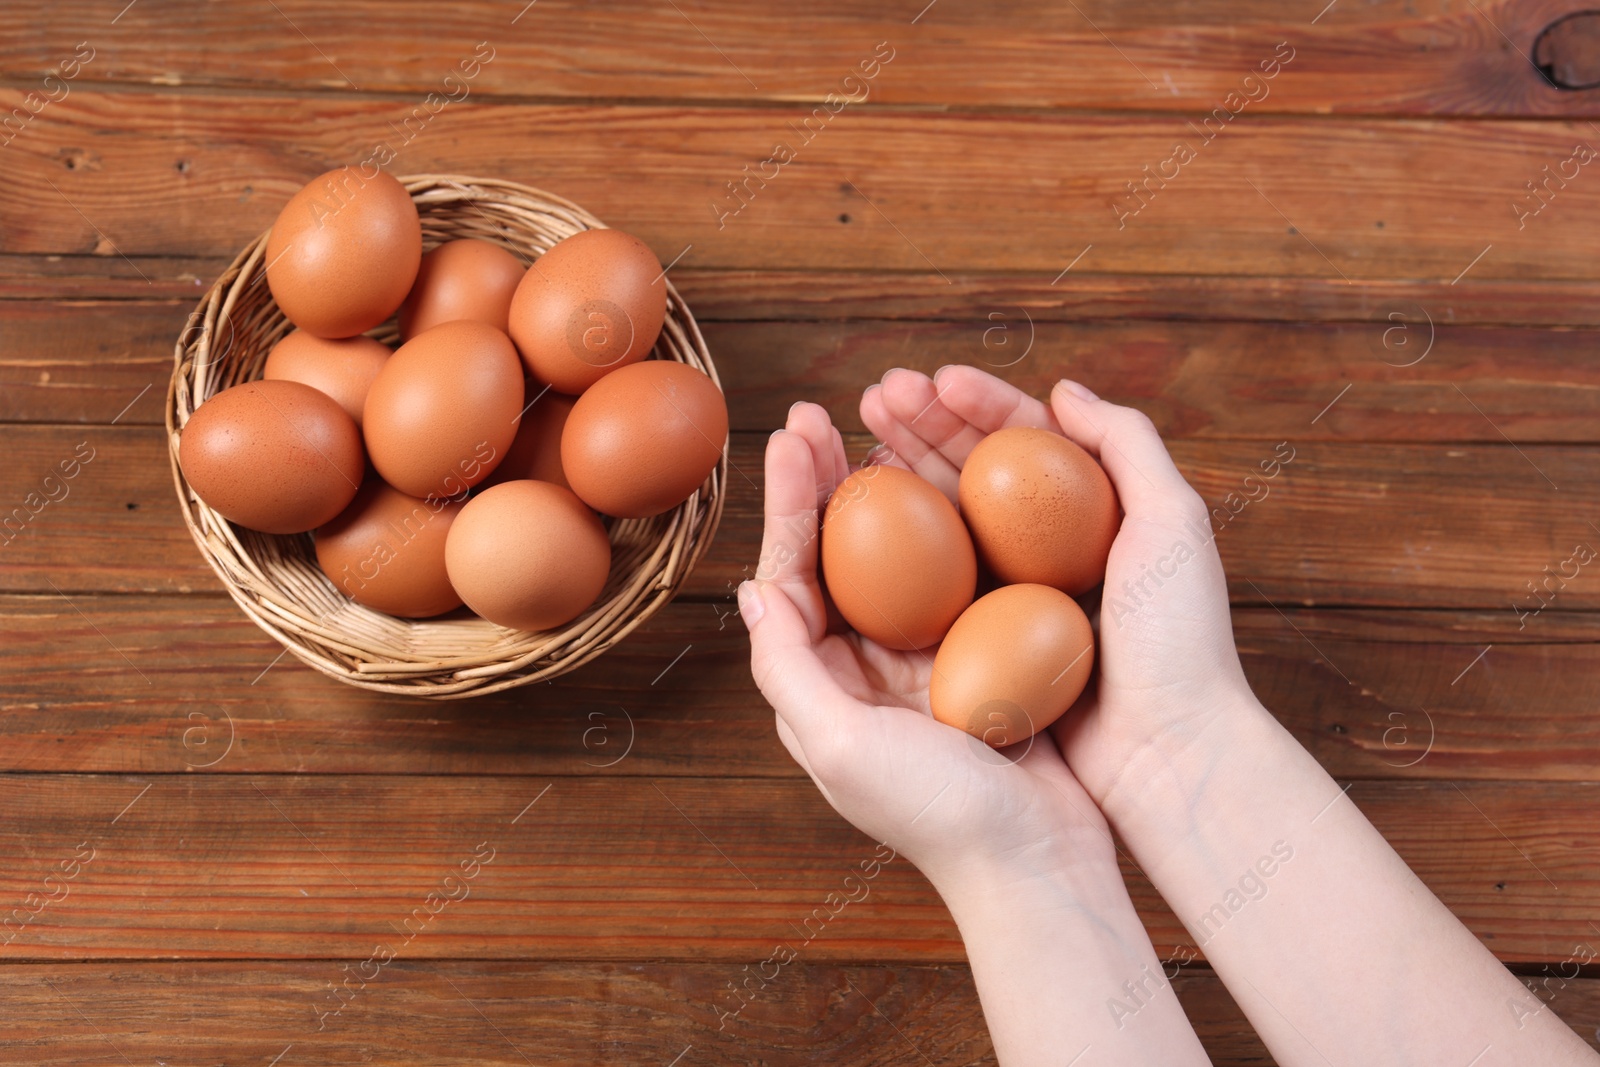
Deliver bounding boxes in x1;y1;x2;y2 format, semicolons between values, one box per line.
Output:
265;167;422;338
444;480;611;631
819;464;976;651
483;387;576;490
362;320;524;500
959;426;1120;595
507;228;667;394
399;238;527;341
314;477;463;617
929;584;1095;747
262;329;391;427
562;361;726;518
178;379;363;534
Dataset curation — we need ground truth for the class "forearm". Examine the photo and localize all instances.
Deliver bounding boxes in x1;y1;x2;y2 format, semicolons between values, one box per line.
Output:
936;842;1211;1067
1103;695;1596;1067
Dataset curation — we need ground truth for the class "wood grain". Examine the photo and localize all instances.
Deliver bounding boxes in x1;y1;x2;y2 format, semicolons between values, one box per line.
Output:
2;426;1586;610
3;594;1599;782
10;300;1600;444
16;258;1600;329
3;0;1597;116
7;93;1600;279
0;774;1592;964
3;961;1595;1065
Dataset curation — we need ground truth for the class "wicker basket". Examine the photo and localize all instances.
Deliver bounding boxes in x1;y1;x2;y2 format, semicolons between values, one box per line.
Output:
166;174;726;698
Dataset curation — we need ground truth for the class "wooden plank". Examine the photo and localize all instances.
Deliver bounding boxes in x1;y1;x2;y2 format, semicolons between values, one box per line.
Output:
1237;609;1600;781
668;270;1600;330
9;961;1596;1065
7;93;1600;279
0;254;222;299
702;318;1600;442
1;427;1594;609
0;594;780;777
2;0;1597;116
3;595;1599;783
0;774;1592;964
0;300;179;424
0;962;1002;1067
10;300;1600;442
14;259;1600;329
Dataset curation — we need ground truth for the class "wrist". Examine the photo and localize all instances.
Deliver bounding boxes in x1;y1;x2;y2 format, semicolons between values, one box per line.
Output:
1096;690;1287;863
931;825;1213;1067
930;828;1128;930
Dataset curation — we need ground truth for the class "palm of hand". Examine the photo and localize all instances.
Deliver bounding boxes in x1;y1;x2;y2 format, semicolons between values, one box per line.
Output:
813;630;930;712
812;627;1115;879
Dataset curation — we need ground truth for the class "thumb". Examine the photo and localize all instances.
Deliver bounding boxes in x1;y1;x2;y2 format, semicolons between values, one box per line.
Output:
741;579;856;743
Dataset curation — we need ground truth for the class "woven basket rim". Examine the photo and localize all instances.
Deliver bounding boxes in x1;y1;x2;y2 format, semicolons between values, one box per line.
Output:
166;173;726;699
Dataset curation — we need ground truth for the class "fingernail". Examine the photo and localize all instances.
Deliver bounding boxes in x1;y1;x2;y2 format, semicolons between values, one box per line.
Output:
863;442;891;466
770;428;787;441
863;383;882;398
1057;379;1098;402
737;581;765;629
788;400;806;416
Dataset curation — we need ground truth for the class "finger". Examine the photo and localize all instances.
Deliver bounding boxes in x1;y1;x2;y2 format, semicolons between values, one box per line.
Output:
743;579;856;742
880;366;988;470
857;370;959;500
758;429;828;638
930;364;1062;437
1048;380;1201;520
858;385;915;473
785;401;842;509
829;425;850;489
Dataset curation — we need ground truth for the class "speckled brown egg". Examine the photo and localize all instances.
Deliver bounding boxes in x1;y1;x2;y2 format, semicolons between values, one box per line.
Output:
483;387;576;491
819;464;976;651
265;167;422;338
929;583;1095;747
444;480;611;631
507;228;667;394
561;361;726;518
314;477;463;617
362;320;524;500
178;379;363;534
959;426;1120;595
262;329;391;428
399;238;527;341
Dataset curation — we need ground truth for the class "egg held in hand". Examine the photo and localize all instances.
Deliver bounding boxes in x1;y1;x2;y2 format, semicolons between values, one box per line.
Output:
508;228;667;395
315;477;464;618
561;361;726;518
929;583;1095;747
444;480;611;632
178;379;364;535
362;320;524;500
959;425;1120;595
265;167;422;339
819;464;976;651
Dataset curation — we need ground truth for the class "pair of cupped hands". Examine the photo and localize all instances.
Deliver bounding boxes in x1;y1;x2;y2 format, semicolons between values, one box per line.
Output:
739;365;1250;890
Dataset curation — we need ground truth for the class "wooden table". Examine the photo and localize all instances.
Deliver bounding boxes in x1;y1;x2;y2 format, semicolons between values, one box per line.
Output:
4;2;1600;1062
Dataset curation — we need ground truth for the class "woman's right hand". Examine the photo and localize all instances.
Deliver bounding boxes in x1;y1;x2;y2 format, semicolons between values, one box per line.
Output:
859;364;1260;821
